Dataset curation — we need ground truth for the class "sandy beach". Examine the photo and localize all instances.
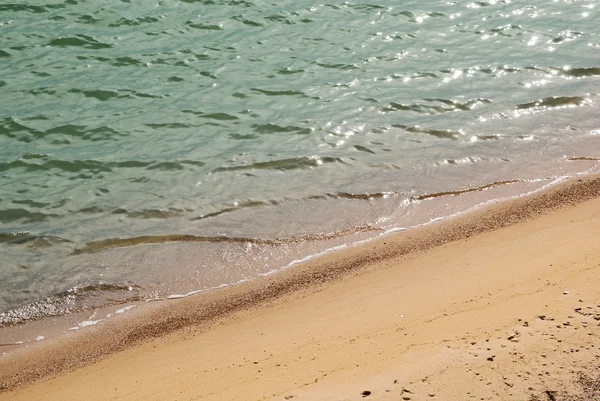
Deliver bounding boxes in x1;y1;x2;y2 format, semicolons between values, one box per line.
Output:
2;175;600;401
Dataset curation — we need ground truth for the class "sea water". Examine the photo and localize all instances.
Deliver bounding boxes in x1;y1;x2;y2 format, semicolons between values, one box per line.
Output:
1;0;599;328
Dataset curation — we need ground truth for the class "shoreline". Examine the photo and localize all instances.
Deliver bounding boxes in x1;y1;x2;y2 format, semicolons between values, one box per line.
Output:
1;173;600;398
2;162;598;330
0;171;593;330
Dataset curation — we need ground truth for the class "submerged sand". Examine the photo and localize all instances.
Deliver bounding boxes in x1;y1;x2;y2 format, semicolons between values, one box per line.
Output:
1;175;600;400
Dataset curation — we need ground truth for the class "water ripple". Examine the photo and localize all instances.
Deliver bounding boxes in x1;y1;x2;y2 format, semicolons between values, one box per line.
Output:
392;124;462;140
73;225;382;255
383;98;492;115
47;35;112;49
516;96;589;112
212;156;345;173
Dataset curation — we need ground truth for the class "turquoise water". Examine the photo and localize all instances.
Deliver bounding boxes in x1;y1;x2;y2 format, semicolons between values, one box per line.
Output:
1;0;599;325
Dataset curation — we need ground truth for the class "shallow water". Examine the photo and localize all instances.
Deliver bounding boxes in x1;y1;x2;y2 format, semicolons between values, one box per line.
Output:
1;0;600;326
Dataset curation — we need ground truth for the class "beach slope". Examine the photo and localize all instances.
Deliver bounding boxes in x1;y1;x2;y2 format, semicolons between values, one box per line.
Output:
2;180;600;401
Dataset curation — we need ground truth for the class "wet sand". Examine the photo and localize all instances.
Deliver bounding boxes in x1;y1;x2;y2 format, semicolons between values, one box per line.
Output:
1;175;600;400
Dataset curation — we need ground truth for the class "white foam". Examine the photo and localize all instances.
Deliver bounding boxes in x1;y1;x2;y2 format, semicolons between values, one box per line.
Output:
167;283;232;300
284;243;348;269
69;319;101;331
115;305;137;314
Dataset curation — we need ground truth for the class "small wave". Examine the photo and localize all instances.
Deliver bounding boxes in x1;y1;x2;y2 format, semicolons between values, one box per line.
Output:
231;15;263;27
146;122;197;129
73;225;383;255
0;158;203;178
56;283;140;297
264;14;293;24
0;209;58;224
77;15;101;24
191;200;278;221
11;199;49;208
0;284;141;327
489;24;523;37
383;98;491;115
68;88;162;100
469;1;496;7
324;192;398;200
39;159;111;174
551;30;583;44
415;180;521;201
0;117;40;142
53;125;122;141
67;89;118;101
147;160;205;170
112;56;143;67
109;16;160;27
211;156;345;173
186;21;224;30
412;71;439;79
77;205;109;214
47;35;112;49
125;89;163;99
0;160;39;173
252;124;311;135
392;124;462;140
0;4;50;13
516;96;588;111
250;88;309;97
276;68;305;75
354;145;376;154
192;191;403;223
314;62;358;70
24;235;73;248
0;231;34;244
390;10;445;23
555;67;600;78
112;208;185;219
199;113;239;121
348;4;386;11
193;191;401;223
26;86;58;96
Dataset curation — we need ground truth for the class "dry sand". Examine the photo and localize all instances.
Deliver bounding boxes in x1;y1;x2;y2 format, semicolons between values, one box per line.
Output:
2;175;600;401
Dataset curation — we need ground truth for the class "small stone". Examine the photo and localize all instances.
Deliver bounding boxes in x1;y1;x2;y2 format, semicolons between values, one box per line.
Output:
563;291;569;295
361;390;372;397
